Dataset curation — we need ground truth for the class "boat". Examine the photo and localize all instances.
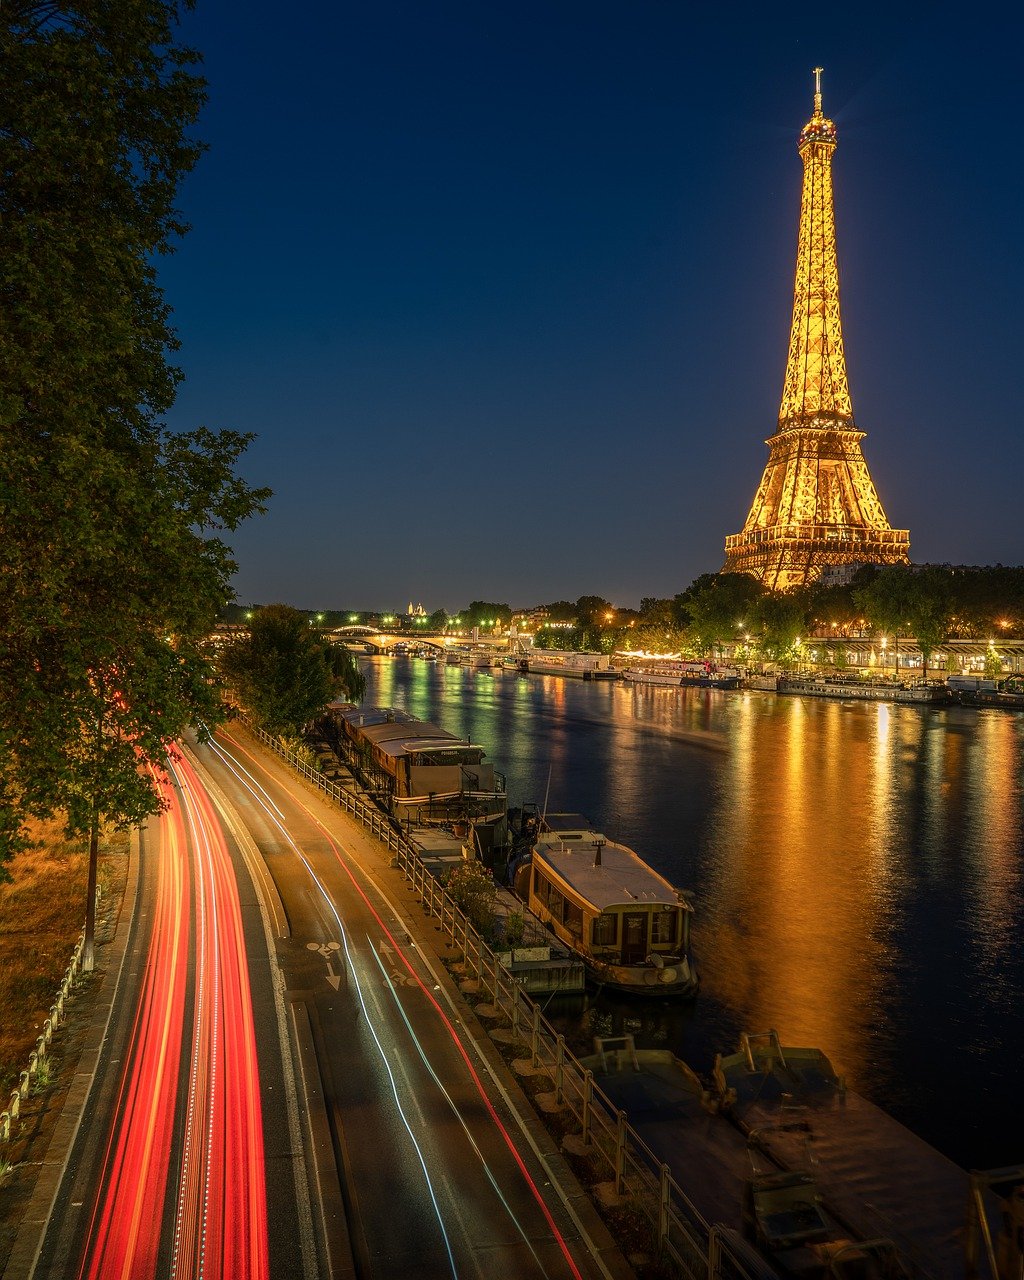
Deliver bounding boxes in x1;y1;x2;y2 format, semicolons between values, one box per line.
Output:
324;703;508;857
622;660;742;690
948;674;1024;710
780;676;950;705
679;662;743;690
581;1031;1017;1280
507;648;622;680
508;812;697;997
445;646;500;668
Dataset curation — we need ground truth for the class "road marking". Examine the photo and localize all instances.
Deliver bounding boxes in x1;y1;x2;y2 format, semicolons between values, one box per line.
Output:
306;941;343;990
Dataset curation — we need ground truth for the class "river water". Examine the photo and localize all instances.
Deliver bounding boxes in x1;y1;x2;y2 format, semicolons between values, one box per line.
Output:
359;656;1024;1171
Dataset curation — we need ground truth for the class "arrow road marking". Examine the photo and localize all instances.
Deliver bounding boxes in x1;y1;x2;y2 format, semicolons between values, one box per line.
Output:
306;940;343;990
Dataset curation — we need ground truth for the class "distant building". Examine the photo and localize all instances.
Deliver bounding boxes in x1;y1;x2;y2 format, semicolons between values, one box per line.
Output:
511;607;550;632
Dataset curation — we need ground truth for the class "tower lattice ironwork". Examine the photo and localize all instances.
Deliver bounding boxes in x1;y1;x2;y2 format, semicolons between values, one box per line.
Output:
722;69;910;590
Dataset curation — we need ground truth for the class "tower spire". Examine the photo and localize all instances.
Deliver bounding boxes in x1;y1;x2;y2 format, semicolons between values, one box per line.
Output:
721;72;910;590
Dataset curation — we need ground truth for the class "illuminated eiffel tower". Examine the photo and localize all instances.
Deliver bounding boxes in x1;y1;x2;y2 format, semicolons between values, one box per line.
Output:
723;69;910;590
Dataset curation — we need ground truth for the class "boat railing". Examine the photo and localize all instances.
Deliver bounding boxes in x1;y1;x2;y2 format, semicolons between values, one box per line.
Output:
739;1029;789;1073
246;719;775;1280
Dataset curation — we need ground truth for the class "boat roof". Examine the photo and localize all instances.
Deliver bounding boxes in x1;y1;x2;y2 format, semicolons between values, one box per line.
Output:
534;828;688;911
332;705;487;761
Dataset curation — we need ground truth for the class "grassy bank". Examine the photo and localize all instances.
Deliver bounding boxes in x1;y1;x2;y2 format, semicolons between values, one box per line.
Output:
0;821;129;1095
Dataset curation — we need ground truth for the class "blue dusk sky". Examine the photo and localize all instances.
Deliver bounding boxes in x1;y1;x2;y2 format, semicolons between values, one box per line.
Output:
162;2;1024;613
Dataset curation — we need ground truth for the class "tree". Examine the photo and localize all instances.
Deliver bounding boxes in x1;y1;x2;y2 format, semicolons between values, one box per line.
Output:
0;1;269;968
680;574;764;657
750;591;808;663
220;606;365;737
905;566;954;683
855;566;916;675
540;600;577;623
461;601;512;629
427;607;449;631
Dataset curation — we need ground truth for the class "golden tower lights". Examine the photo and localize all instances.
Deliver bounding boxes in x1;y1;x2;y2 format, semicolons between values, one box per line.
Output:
722;69;910;589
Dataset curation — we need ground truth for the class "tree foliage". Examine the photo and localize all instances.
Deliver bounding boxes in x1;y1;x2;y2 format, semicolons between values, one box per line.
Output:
220;606;365;736
679;574;764;655
750;590;808;662
0;1;269;880
461;601;512;628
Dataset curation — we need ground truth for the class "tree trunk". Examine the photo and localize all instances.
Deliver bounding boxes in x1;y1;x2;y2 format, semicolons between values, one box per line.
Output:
82;803;99;973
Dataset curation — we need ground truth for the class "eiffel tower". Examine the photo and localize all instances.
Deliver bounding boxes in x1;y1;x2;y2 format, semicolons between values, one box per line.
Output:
723;69;910;590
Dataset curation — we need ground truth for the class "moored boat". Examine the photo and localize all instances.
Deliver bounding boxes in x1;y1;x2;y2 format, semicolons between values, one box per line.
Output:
510;649;621;680
780;676;950;705
509;812;697;997
582;1030;1015;1279
948;674;1024;710
324;703;508;857
622;660;742;689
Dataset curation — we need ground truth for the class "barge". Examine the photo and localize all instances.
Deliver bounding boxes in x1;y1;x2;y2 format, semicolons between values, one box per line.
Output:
623;660;742;690
583;1030;1020;1279
505;649;622;680
325;702;508;860
509;812;697;997
948;674;1024;710
779;676;950;705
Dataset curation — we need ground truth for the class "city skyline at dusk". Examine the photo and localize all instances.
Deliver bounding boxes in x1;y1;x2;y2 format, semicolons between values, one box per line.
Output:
163;3;1024;611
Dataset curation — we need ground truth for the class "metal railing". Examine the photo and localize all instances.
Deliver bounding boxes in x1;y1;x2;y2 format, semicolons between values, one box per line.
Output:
1;930;86;1142
249;722;761;1280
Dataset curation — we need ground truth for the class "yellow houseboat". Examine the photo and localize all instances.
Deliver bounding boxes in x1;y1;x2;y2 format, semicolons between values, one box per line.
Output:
512;814;697;997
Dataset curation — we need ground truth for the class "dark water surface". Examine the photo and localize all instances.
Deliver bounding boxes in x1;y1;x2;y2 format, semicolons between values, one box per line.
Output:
360;656;1024;1170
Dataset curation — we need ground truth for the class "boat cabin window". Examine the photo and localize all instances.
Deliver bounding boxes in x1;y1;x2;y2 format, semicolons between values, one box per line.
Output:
652;909;677;945
563;900;583;939
592;913;617;946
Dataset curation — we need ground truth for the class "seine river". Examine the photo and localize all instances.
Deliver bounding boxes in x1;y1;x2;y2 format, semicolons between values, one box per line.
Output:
359;656;1024;1171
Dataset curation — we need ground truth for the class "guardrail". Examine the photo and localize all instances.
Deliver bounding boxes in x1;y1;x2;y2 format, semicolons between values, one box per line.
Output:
1;930;86;1143
248;722;760;1280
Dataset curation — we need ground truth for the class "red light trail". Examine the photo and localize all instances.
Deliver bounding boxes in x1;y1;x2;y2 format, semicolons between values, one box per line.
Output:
77;758;269;1280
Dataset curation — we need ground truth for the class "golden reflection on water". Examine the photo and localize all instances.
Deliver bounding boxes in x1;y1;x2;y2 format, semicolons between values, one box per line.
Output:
698;695;886;1081
697;696;1023;1088
962;715;1022;969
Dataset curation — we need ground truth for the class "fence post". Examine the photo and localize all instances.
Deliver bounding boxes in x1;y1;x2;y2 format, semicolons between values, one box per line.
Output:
707;1224;721;1280
511;990;521;1040
614;1110;627;1196
582;1068;593;1145
555;1034;565;1105
659;1162;671;1252
531;1005;541;1068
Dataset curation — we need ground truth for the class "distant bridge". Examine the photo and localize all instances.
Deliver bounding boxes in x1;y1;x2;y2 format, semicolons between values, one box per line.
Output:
329;625;507;653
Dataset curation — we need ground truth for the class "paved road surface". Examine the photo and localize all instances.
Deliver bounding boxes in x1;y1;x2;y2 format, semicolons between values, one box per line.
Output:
25;727;615;1280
